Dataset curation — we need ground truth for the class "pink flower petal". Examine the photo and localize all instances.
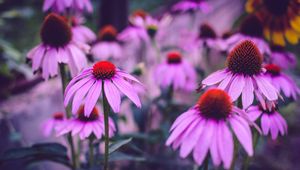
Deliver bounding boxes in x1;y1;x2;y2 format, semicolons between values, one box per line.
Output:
254;76;278;101
242;77;254;109
261;114;271;135
218;121;233;169
202;70;227;86
84;81;102;116
104;80;121;113
113;76;141;108
228;75;245;101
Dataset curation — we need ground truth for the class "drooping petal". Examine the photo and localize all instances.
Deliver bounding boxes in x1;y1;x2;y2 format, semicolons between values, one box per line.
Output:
261;114;270;135
254;76;278;101
72;79;95;114
242;77;254;109
84;81;102;116
202;70;228;86
218;121;233;169
228;75;245;101
104;80;121;113
113;76;141;108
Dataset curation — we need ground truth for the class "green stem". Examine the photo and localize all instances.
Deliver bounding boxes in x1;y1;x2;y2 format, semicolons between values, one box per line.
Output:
59;64;78;170
242;131;260;170
88;136;94;167
102;81;110;170
151;39;161;64
203;157;209;170
230;137;239;170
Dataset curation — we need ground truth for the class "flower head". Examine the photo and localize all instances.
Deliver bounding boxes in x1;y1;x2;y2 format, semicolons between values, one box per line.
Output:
202;40;279;109
246;0;300;46
225;15;270;55
91;25;122;60
57;106;116;139
64;61;142;115
264;64;300;100
247;105;287;140
27;13;88;79
43;0;93;13
166;89;255;169
269;45;297;69
43;112;65;137
154;51;197;91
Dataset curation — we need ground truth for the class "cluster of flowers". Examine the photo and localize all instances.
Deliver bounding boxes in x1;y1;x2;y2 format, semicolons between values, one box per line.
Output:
27;0;300;169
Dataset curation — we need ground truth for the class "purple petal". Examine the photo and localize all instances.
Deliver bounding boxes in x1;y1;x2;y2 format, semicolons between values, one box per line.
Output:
230;116;253;156
218;73;232;90
261;114;270;135
202;70;227;86
228;75;245;101
210;125;221;166
104;80;121;113
254;76;278;101
242;77;254;109
113;76;141;108
218;121;233;169
84;81;102;116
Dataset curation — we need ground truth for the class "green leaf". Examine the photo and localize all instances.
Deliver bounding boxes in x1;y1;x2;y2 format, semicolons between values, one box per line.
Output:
109;152;145;162
0;143;71;168
109;138;132;154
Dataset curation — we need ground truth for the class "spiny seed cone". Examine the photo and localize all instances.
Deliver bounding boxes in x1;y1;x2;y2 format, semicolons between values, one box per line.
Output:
227;40;263;76
40;13;72;48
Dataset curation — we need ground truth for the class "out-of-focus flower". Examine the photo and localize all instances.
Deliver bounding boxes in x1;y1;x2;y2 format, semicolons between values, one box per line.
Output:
225;15;270;55
64;61;142;115
43;0;93;13
264;64;300;100
27;13;88;80
57;106;116;139
43;112;65;137
154;51;197;91
71;16;96;44
91;25;122;60
246;0;300;46
171;0;211;14
247;105;287;140
202;40;279;109
269;45;297;69
166;89;255;169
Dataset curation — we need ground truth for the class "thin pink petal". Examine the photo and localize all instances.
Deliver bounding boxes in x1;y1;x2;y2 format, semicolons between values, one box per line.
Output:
104;80;121;113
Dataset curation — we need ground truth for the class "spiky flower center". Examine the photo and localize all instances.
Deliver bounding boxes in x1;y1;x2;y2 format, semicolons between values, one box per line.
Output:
167;51;182;64
132;9;148;20
263;0;289;16
197;89;232;120
240;15;263;38
265;64;281;76
93;61;116;80
53;112;64;120
199;24;217;39
40;13;72;48
227;40;263;76
77;105;99;122
98;25;117;42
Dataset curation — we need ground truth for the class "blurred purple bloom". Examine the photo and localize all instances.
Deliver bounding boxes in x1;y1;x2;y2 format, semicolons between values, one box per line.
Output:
43;0;93;13
269;45;297;69
247;105;287;140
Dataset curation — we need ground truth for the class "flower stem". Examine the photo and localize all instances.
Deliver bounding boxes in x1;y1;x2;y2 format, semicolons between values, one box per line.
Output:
230;136;239;170
102;81;110;170
242;130;260;170
59;64;78;170
203;157;209;170
88;136;95;168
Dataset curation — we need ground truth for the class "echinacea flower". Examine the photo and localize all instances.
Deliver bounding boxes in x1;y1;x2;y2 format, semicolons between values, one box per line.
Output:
264;64;300;100
27;13;88;79
43;112;65;137
269;45;297;69
64;61;142;116
154;51;197;91
202;40;279;109
57;106;116;139
247;105;287;140
246;0;300;46
71;16;96;44
190;23;227;52
171;0;211;14
225;15;270;55
166;89;255;169
91;25;122;60
43;0;93;13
